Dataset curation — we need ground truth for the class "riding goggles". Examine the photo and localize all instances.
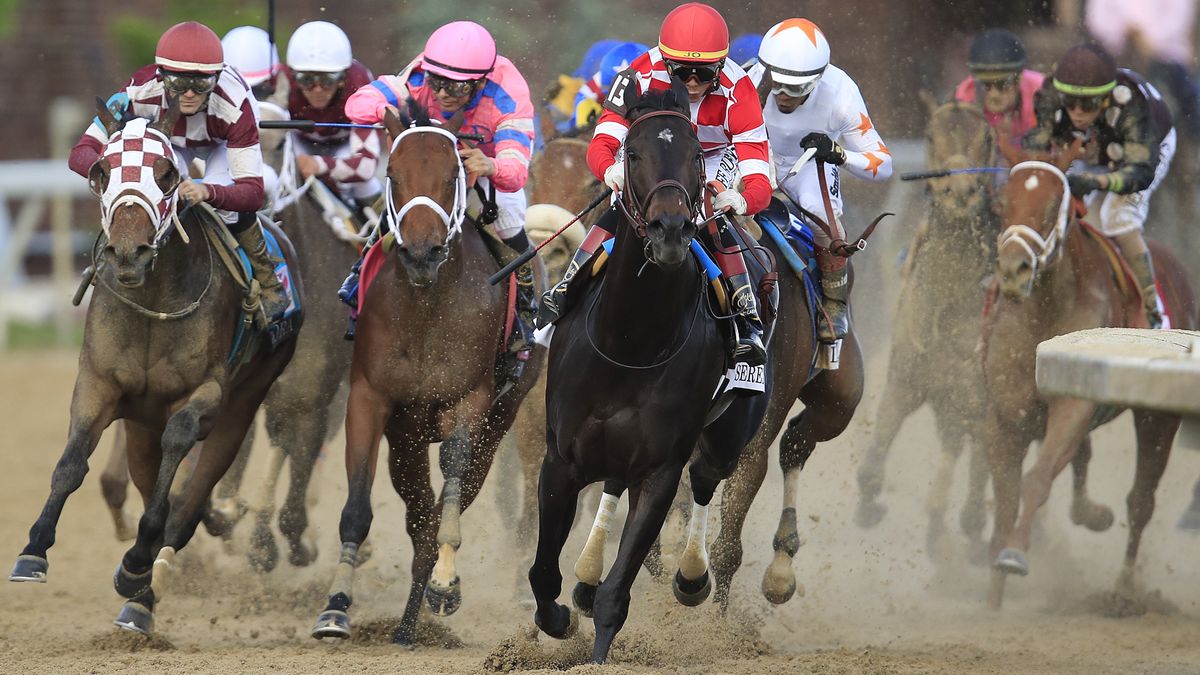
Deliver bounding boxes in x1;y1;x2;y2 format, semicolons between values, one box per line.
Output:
159;70;219;95
427;73;481;98
1060;92;1104;112
980;75;1019;91
664;59;723;83
771;78;819;99
294;70;345;90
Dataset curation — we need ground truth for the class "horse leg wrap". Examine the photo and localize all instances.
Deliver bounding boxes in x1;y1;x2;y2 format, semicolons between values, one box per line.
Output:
437;478;463;548
679;503;710;581
772;507;801;558
574;492;619;586
327;542;358;603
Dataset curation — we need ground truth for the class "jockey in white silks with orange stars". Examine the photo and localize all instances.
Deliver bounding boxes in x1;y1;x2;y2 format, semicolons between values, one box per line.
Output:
747;18;893;343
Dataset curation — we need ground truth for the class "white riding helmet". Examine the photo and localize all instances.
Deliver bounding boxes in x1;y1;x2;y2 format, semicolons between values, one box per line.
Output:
758;18;831;94
287;21;352;72
221;26;280;86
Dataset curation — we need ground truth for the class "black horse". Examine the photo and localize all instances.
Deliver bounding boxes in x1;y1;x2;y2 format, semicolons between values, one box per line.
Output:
528;80;770;663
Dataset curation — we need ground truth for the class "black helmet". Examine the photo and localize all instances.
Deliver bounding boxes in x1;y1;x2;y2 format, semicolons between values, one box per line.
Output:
1052;43;1117;97
968;28;1026;80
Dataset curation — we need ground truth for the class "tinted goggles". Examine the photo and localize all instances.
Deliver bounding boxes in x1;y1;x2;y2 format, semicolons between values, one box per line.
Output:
980;76;1018;91
664;59;723;83
159;70;218;95
427;74;480;98
294;70;345;90
1060;93;1104;112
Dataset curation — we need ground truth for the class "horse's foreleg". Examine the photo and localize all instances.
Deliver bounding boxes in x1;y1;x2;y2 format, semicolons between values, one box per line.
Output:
12;374;119;583
529;452;583;640
311;378;389;640
592;465;683;664
425;425;472;617
985;418;1028;609
1119;411;1178;592
856;349;923;528
572;482;623;616
387;429;437;648
760;416;815;606
1002;399;1094;561
926;421;967;556
244;444;286;572
672;457;729;607
1068;436;1115;532
512;404;546;598
1179;473;1200;532
710;439;767;610
961;437;991;548
100;423;137;542
274;408;328;569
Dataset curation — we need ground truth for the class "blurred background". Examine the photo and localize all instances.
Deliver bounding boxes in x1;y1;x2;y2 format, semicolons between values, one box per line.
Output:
0;0;1196;350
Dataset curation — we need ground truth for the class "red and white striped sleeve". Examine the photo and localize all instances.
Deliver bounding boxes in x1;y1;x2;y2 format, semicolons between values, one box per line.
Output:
725;74;772;215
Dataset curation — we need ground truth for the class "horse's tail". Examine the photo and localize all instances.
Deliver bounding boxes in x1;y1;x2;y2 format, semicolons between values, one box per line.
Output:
527;203;586;249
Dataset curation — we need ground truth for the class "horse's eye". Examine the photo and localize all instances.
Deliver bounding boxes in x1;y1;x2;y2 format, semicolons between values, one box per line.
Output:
627;152;639;163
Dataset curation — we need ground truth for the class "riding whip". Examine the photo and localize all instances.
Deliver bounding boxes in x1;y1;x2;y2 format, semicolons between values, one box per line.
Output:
899;167;1007;181
487;187;613;286
259;120;486;143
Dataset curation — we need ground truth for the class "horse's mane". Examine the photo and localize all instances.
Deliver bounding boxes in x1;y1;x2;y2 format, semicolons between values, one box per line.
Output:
626;77;691;121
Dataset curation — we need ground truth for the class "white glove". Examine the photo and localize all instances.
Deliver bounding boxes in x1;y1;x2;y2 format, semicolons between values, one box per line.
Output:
603;162;625;192
713;188;747;215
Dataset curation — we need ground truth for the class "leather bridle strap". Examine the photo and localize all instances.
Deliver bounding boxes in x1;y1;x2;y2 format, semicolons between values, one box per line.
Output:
618;109;703;238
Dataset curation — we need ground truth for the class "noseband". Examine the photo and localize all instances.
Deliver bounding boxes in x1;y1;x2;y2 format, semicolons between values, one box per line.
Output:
383;125;468;247
997;160;1072;278
615;110;705;238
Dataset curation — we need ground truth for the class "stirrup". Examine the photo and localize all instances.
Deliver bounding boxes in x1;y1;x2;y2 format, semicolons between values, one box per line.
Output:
732;315;767;367
536;283;568;329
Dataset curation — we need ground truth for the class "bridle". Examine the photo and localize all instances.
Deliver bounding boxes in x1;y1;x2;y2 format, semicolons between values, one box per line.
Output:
613;110;705;239
383;125;467;247
997;160;1072;278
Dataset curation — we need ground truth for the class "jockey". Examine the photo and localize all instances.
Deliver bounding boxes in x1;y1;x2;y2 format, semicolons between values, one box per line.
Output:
340;20;538;376
282;21;382;222
730;33;763;69
68;21;287;320
571;42;649;131
1024;43;1175;328
953;28;1044;165
539;1;772;366
220;26;281;99
544;39;622;137
748;18;893;344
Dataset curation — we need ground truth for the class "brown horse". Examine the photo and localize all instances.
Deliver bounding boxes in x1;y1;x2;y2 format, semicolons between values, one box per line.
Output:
8;104;301;635
985;160;1197;607
310;105;542;646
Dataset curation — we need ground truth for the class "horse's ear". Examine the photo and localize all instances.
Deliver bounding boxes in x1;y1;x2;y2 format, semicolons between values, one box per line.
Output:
406;96;431;127
94;96;123;136
383;106;405;141
153;96;182;138
917;89;940;118
88;159;111;196
152;156;180;194
667;76;690;114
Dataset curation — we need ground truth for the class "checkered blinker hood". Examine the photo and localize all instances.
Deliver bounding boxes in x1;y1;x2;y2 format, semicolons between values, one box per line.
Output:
95;117;182;240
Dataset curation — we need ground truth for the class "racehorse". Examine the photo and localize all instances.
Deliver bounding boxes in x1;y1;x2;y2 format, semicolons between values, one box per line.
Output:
309;102;542;646
527;80;771;664
984;159;1197;607
9;100;301;635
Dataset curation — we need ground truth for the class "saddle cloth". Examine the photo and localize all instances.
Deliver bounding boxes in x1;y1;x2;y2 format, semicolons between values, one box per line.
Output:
1078;220;1172;329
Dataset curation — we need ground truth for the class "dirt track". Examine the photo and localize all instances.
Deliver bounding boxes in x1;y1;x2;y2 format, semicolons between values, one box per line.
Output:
2;349;1199;674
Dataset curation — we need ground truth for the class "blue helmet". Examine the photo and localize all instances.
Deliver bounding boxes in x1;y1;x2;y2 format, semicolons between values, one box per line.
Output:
597;42;649;89
729;33;763;67
575;39;622;78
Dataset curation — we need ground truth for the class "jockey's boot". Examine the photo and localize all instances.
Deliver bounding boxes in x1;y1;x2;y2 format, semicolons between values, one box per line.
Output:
337;214;387;340
234;218;288;327
494;231;538;386
727;273;768;367
1128;249;1164;329
817;265;851;342
535;214;616;328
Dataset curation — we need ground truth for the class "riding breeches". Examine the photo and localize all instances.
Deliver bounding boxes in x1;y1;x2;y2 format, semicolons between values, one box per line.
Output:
473;176;529;240
778;159;848;247
1083;127;1176;236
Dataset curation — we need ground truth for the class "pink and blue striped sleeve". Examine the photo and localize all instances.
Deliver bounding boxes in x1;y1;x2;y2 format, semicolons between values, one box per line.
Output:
346;74;407;125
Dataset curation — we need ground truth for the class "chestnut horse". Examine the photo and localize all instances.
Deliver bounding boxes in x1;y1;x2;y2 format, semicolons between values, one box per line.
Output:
310;105;542;646
985;160;1196;606
9;103;301;635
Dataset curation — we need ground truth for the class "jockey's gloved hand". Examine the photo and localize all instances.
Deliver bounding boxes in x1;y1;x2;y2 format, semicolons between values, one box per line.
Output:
713;188;748;215
800;132;847;166
1068;172;1102;198
603;163;625;192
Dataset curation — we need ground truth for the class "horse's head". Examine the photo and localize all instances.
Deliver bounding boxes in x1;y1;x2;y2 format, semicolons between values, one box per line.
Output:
997;160;1073;299
620;78;704;267
91;98;183;287
379;102;467;288
925;101;995;216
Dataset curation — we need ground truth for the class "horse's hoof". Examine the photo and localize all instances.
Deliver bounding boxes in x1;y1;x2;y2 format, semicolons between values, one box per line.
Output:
672;569;712;607
1178;505;1200;533
288;535;319;568
854;499;886;529
534;603;576;640
311;609;351;640
761;554;796;605
113;601;154;635
1071;501;1115;533
424;576;461;617
993;548;1030;577
113;563;152;599
572;581;598;617
10;555;48;583
391;627;416;650
247;528;279;574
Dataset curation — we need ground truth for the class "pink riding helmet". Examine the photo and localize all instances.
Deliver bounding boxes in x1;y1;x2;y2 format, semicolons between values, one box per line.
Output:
421;21;498;81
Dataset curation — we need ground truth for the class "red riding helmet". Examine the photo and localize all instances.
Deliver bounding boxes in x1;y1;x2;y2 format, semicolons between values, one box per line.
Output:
155;21;224;74
658;2;729;64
